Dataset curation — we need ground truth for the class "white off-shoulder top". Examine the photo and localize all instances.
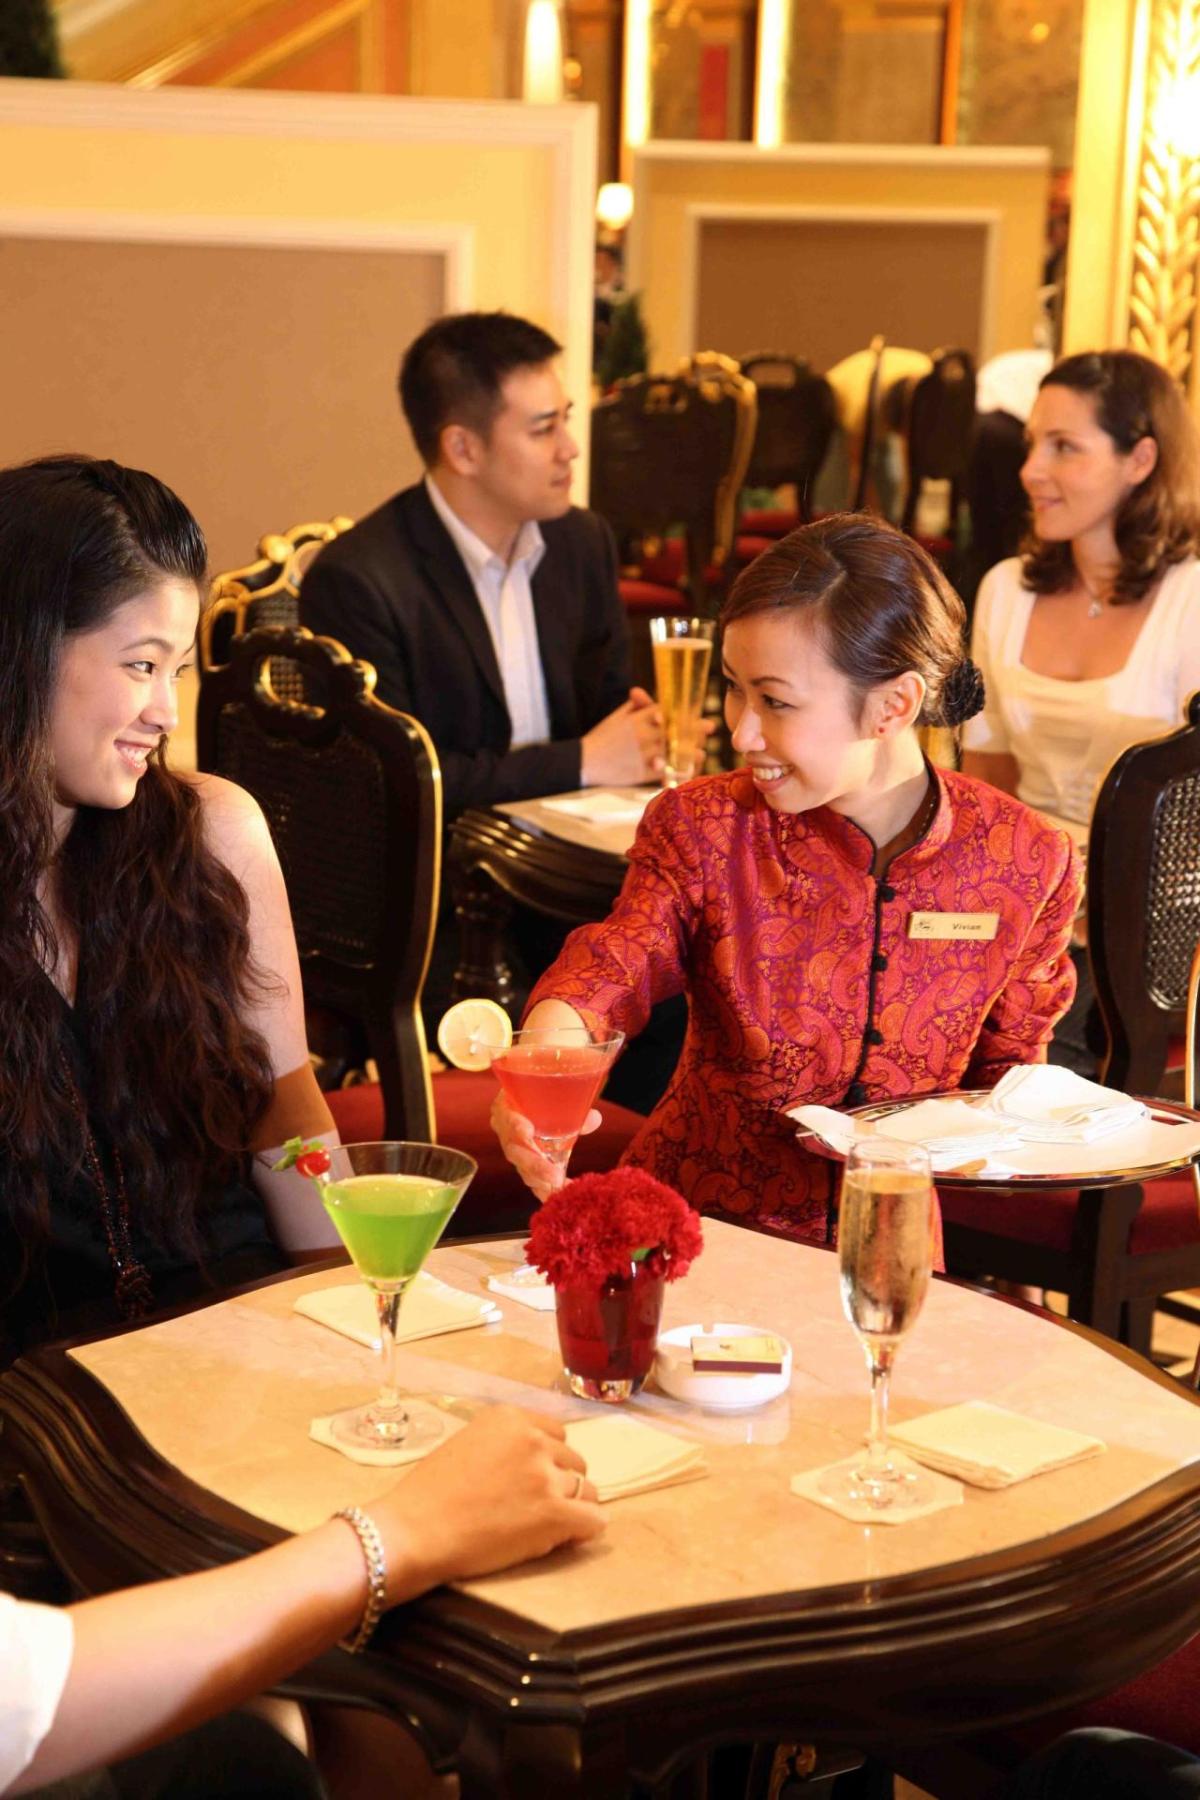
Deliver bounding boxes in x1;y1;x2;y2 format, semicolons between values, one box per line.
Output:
963;555;1200;848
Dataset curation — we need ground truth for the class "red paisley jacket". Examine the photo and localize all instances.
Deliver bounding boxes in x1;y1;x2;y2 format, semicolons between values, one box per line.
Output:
528;767;1081;1244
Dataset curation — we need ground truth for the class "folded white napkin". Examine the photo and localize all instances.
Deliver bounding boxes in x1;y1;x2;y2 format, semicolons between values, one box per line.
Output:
988;1066;1145;1143
294;1273;502;1350
789;1101;1020;1171
790;1456;964;1525
540;790;652;826
563;1414;707;1501
890;1402;1105;1488
486;1265;557;1312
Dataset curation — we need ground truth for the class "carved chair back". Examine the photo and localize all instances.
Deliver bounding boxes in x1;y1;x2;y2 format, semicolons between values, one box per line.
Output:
590;361;756;612
200;517;353;695
739;353;837;522
900;348;977;534
196;625;438;1142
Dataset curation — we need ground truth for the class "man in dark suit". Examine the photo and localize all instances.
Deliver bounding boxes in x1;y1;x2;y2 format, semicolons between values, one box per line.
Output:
300;311;663;819
301;313;674;1090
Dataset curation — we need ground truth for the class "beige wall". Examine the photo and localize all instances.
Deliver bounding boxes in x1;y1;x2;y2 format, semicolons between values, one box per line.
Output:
695;217;987;369
0;234;441;576
0;78;597;483
0;78;596;768
628;143;1050;371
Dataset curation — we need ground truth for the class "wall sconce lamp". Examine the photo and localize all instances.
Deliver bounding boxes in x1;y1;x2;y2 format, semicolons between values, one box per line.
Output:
596;182;634;232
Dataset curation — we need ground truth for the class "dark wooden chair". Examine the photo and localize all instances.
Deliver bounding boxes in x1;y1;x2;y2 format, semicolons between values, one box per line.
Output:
196;625;641;1237
898;347;977;538
736;352;837;542
941;693;1200;1353
199;516;353;685
590;360;756;620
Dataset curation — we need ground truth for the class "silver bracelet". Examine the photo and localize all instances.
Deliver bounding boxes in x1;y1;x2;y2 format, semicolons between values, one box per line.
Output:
333;1505;387;1653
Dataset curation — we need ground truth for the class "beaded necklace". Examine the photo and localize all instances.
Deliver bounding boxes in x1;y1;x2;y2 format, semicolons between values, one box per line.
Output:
60;1055;155;1322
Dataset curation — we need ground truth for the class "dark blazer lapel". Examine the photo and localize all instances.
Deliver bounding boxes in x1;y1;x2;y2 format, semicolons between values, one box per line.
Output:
401;485;507;712
531;528;577;734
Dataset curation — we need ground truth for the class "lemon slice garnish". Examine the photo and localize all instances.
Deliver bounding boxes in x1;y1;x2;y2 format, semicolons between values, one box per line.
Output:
436;997;513;1072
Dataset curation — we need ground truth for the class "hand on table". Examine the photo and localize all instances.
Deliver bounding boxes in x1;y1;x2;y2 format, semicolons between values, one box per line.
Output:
375;1407;604;1596
581;686;664;786
491;1090;602;1202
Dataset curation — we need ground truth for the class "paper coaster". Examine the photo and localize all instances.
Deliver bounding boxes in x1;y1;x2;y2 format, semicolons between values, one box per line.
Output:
310;1404;466;1466
790;1454;964;1525
486;1265;557;1311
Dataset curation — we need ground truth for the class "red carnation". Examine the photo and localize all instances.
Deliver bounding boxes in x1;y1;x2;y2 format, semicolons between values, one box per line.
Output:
526;1167;702;1288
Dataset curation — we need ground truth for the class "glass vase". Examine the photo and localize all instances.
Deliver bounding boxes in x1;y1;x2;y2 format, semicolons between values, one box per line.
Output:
554;1261;666;1402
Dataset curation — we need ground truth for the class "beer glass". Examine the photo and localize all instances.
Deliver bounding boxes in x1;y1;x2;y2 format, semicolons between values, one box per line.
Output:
649;615;715;788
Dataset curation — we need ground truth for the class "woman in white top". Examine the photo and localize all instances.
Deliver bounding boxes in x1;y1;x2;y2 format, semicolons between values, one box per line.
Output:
961;348;1200;1072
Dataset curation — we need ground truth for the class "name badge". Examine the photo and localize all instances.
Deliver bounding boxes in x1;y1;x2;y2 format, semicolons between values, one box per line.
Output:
908;910;999;941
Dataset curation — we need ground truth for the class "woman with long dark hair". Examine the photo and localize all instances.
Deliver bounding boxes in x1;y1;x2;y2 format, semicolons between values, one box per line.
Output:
961;349;1200;1072
493;514;1081;1244
0;455;338;1362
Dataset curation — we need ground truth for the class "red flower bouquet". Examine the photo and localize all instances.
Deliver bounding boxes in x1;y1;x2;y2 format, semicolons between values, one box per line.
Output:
527;1169;703;1402
525;1167;703;1288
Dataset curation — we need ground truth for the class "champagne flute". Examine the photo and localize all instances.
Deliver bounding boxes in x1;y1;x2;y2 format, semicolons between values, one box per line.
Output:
649;615;715;788
819;1138;938;1513
316;1141;477;1454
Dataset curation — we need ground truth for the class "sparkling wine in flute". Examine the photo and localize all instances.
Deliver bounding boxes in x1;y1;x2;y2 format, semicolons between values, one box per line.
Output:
818;1139;937;1514
839;1167;933;1345
649;618;715;787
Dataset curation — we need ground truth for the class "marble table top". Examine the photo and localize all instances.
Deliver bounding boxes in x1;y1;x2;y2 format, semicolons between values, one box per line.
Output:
69;1220;1200;1635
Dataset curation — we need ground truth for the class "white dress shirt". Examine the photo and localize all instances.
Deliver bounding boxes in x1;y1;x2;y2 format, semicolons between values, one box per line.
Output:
424;477;552;750
1;1593;74;1793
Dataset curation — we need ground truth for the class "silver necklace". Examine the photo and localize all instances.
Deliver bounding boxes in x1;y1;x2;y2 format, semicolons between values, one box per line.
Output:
1080;578;1109;619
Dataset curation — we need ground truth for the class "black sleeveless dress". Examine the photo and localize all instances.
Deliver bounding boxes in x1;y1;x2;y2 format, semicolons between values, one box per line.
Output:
0;976;287;1367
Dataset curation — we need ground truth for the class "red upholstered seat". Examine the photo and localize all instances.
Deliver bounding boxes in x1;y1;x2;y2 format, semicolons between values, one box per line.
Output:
996;1632;1200;1762
619;576;688;615
941;1170;1200;1258
325;1078;644;1238
738;508;800;538
734;535;776;565
637;541;727;594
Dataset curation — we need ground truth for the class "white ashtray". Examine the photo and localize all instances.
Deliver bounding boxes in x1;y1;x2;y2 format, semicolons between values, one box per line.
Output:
654;1322;792;1412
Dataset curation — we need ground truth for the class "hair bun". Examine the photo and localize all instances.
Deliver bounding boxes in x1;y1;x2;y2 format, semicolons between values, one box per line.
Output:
940;657;986;726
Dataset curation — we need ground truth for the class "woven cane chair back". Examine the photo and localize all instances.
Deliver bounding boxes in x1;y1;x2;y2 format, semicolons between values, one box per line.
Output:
1089;691;1200;1093
195;625;438;1141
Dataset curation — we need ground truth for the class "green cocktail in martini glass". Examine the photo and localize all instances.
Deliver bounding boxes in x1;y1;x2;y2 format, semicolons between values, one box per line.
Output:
316;1141;477;1453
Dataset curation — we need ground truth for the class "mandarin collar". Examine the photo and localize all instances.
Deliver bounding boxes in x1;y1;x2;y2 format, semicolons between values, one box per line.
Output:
736;762;954;876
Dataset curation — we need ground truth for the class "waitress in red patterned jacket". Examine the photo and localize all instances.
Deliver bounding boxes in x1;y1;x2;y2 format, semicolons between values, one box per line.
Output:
494;514;1081;1246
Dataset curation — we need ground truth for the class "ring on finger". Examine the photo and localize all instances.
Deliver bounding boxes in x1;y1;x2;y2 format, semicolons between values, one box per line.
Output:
568;1469;585;1501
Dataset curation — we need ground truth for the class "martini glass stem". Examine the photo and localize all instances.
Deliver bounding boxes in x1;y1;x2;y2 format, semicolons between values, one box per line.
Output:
535;1132;579;1171
372;1286;409;1434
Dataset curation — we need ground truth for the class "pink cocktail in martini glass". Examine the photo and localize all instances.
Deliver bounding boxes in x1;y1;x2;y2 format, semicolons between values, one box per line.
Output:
491;1025;625;1174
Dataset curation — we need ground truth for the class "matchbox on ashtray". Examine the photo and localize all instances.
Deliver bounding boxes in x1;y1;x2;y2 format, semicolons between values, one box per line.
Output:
691;1333;786;1375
